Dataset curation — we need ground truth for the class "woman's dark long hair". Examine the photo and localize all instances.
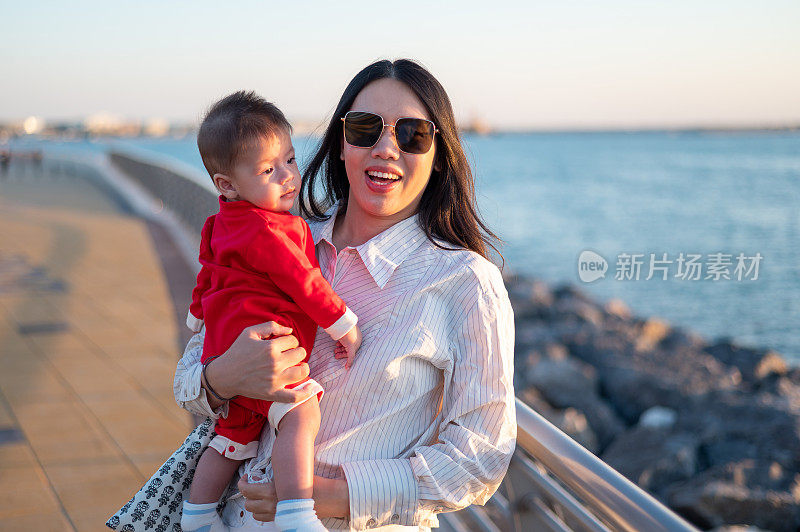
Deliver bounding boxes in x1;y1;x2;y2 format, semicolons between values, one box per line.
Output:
300;58;501;262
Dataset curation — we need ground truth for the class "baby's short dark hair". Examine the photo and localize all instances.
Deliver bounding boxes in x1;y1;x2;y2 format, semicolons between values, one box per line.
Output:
197;91;292;178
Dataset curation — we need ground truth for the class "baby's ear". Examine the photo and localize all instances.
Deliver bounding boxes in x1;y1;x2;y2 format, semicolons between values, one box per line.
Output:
213;173;238;200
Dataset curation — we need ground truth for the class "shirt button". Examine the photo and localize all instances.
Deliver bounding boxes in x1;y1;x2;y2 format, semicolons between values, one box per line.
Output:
366;518;377;527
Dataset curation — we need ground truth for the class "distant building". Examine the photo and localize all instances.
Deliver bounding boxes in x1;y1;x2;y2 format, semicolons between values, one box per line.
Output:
23;116;45;135
144;118;170;137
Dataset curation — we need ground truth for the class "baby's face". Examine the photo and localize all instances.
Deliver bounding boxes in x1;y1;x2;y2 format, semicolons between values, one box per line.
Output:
228;130;300;212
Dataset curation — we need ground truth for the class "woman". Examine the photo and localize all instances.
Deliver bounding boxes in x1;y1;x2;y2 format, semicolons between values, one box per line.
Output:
174;59;516;531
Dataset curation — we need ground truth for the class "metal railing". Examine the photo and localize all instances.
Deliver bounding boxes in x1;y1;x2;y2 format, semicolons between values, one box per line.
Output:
439;400;698;532
109;151;218;233
33;149;699;532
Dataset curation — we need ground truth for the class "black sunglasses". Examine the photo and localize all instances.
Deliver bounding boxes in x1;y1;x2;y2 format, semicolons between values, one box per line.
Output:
341;111;438;154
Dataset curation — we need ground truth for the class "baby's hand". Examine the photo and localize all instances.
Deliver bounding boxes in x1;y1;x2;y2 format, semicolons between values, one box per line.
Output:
334;325;362;369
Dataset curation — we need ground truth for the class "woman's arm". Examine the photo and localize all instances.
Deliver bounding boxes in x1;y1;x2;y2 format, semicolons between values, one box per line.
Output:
174;329;222;418
173;321;318;416
341;284;517;529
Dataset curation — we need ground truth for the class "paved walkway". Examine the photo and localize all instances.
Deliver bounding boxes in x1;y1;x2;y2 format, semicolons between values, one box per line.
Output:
0;161;195;531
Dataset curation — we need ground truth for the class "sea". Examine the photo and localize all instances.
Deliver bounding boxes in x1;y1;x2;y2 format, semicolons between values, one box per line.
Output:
7;131;800;363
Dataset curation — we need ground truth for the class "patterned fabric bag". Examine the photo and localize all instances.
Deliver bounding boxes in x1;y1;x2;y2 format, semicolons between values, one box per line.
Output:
105;417;229;531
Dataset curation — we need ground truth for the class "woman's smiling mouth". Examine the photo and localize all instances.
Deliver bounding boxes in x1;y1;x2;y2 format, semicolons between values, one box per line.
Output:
365;167;403;191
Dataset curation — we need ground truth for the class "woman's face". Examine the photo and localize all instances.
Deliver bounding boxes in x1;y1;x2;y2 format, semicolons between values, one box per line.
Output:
341;78;437;224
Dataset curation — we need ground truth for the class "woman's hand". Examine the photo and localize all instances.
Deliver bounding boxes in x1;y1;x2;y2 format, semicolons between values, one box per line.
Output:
237;475;350;522
203;321;314;406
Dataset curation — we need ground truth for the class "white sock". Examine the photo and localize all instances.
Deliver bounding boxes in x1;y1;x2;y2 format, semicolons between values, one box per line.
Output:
274;499;327;531
181;501;227;532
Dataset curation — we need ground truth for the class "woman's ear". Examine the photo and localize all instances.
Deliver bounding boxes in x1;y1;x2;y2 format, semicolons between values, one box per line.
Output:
213;173;239;200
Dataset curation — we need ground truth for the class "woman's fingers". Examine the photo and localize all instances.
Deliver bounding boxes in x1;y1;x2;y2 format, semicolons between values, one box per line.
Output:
245;321;292;340
243;497;274;514
271;385;315;404
267;333;300;353
236;476;260;497
238;477;277;521
276;345;307;368
236;477;276;502
282;362;310;383
269;362;312;402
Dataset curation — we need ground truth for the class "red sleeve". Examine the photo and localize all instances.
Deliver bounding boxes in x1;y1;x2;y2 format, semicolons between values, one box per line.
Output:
188;216;215;325
247;217;346;330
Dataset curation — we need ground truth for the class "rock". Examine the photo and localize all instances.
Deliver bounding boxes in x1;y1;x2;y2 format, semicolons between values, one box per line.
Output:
564;330;632;368
753;368;800;412
506;276;554;320
576;398;627;449
514;342;569;384
514;323;564;353
554;408;599;453
604;298;631;320
525;357;597;405
659;327;708;351
636;318;672;352
709;526;772;532
599;366;680;424
552;283;595;304
518;387;599;453
601;427;699;496
666;460;800;531
524;355;624;447
505;275;552;303
600;350;741;424
553;296;605;328
677;391;800;470
704;340;788;383
705;339;788;382
639;406;678;430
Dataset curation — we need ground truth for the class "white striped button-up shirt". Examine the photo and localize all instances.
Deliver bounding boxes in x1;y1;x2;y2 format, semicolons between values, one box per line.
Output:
174;205;516;530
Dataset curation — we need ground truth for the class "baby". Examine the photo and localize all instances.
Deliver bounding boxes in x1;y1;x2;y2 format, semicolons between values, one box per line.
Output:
181;91;361;532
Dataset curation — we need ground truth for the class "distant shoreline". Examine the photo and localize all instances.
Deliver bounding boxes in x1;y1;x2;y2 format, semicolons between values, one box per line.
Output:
3;122;800;142
483;124;800;135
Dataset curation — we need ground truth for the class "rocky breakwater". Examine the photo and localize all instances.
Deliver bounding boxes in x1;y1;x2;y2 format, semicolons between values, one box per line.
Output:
508;275;800;531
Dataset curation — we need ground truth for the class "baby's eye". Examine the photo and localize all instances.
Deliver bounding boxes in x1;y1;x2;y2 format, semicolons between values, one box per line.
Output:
288;157;296;165
262;167;274;175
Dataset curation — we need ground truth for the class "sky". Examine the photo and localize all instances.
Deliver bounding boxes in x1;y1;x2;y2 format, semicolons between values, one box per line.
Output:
2;0;800;130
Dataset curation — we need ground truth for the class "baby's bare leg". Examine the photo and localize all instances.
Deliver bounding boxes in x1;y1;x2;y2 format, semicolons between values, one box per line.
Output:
189;449;243;504
272;396;321;501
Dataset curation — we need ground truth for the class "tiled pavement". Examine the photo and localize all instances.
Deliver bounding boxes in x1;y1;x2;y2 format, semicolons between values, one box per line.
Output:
0;165;195;531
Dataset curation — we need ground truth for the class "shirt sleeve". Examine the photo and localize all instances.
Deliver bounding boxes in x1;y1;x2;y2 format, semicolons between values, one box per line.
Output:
247;219;356;338
187;216;215;332
173;329;229;419
341;284;517;529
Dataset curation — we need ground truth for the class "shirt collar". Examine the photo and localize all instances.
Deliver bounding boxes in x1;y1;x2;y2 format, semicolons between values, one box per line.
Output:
308;202;428;289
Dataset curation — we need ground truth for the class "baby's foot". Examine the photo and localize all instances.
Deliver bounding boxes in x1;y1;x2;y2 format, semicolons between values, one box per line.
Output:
274;499;327;531
181;501;228;532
